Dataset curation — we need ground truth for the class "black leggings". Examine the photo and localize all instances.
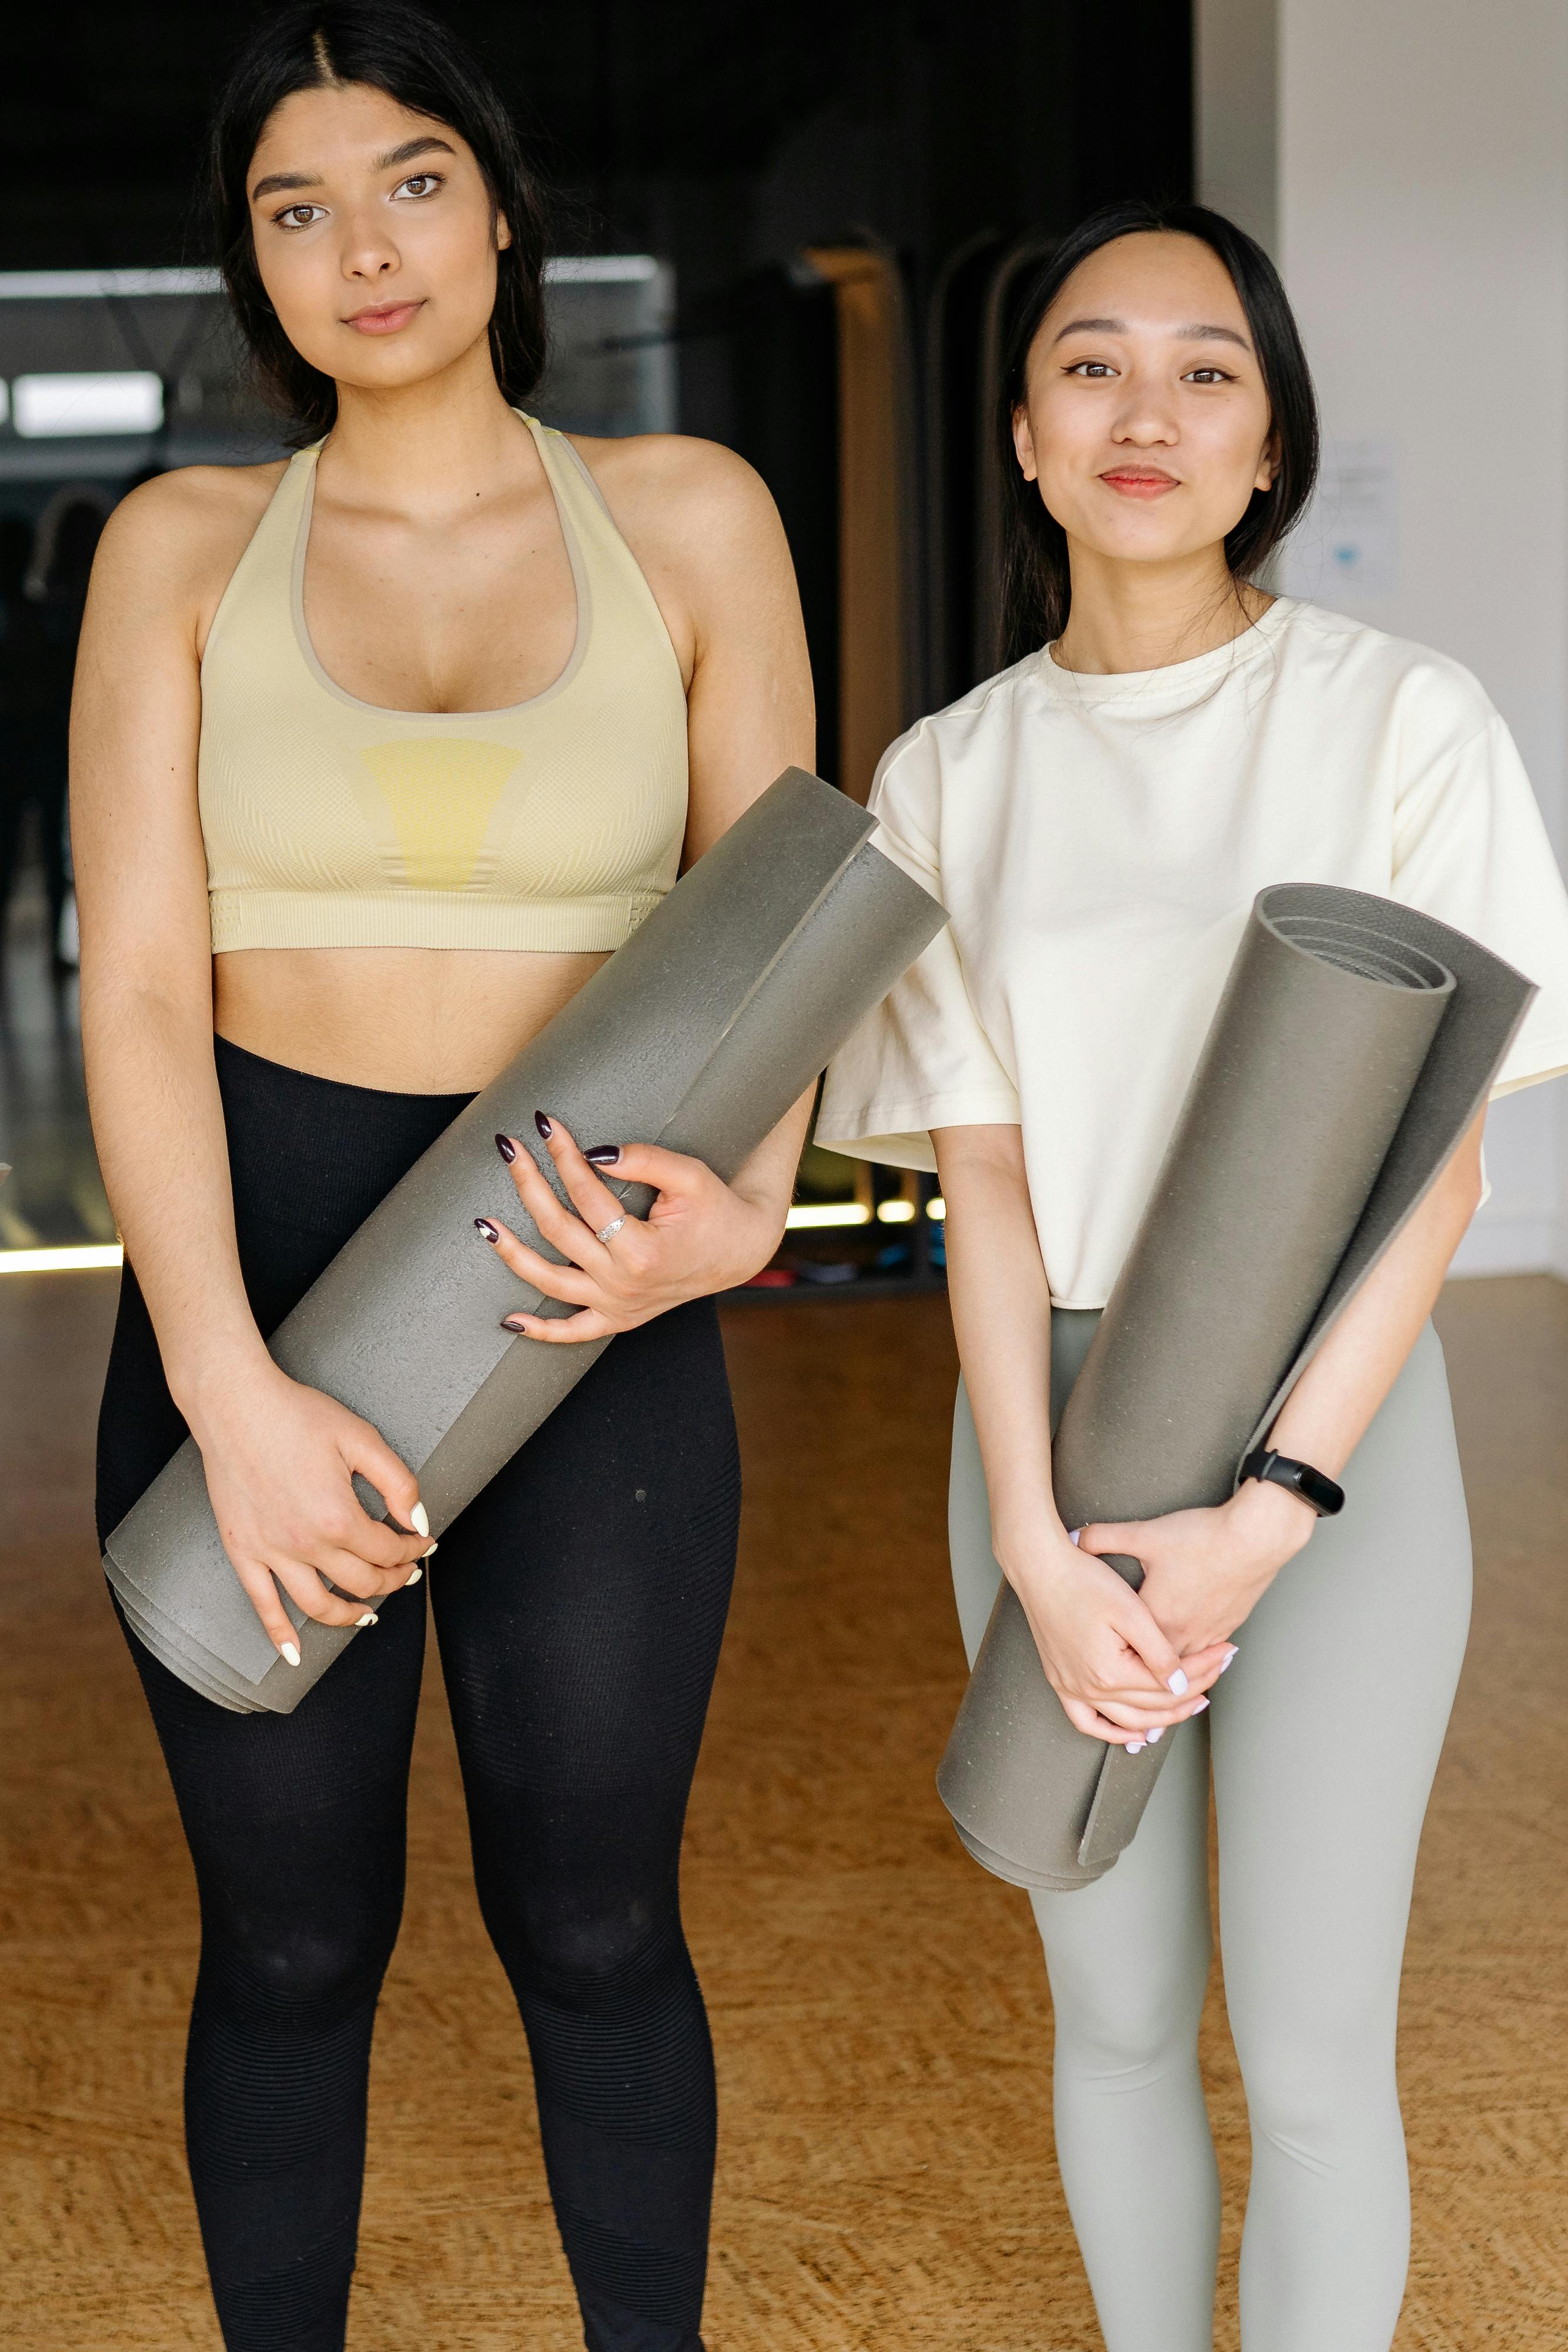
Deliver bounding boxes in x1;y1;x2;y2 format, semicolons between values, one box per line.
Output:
96;1039;740;2352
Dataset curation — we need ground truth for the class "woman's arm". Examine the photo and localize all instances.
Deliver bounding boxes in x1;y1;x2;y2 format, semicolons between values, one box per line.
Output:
1079;1111;1486;1653
72;476;432;1659
486;439;818;1340
935;1123;1231;1743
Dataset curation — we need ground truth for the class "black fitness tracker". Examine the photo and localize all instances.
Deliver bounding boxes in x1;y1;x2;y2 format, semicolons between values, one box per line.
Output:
1238;1446;1346;1519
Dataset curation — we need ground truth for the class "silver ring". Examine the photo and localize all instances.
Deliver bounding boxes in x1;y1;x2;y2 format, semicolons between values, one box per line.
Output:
596;1215;626;1246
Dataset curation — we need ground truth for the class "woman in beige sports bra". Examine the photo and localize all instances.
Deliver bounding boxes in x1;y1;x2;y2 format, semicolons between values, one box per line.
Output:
71;9;812;2350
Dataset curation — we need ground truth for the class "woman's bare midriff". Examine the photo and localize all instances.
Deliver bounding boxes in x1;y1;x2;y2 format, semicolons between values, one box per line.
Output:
213;944;611;1094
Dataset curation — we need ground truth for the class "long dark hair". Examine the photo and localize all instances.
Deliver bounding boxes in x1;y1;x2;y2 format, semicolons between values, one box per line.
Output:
998;201;1318;665
206;1;551;437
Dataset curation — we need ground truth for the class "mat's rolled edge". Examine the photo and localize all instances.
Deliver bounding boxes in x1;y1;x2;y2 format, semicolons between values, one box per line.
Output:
952;1820;1111;1892
108;1568;258;1712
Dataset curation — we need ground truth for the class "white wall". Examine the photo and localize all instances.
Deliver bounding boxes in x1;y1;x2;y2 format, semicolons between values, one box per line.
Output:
1198;0;1568;1277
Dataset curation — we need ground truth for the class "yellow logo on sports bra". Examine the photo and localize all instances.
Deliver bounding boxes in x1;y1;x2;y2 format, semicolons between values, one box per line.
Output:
357;739;522;890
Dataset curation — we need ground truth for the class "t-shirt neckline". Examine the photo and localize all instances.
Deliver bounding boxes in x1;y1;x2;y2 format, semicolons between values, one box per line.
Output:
1037;596;1295;713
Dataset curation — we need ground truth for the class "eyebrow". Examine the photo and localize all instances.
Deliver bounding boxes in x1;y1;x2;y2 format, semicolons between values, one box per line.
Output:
1051;314;1253;353
251;135;456;203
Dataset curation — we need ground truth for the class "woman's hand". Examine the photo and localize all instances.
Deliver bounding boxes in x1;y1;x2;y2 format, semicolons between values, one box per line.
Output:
185;1358;434;1663
479;1114;787;1342
1001;1522;1236;1746
1079;1476;1315;1659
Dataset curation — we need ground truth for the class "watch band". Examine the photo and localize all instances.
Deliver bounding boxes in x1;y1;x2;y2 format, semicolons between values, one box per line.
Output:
1238;1445;1345;1518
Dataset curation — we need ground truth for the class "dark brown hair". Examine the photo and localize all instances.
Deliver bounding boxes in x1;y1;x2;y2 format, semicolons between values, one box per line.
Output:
998;200;1319;664
206;1;551;437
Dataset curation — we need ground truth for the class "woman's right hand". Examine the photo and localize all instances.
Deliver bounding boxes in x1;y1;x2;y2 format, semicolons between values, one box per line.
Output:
184;1358;433;1663
1001;1525;1234;1746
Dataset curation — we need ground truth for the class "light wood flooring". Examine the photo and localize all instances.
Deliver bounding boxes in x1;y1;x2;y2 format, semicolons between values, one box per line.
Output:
2;1272;1566;2348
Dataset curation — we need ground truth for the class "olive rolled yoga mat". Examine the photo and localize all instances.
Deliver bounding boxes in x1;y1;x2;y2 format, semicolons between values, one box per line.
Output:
937;884;1536;1892
103;769;947;1714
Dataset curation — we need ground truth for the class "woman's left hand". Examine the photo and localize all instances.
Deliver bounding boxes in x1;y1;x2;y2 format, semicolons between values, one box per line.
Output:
1077;1476;1318;1656
477;1114;787;1342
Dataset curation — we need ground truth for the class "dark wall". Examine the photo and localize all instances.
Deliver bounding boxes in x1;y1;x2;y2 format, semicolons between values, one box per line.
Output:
0;2;1191;278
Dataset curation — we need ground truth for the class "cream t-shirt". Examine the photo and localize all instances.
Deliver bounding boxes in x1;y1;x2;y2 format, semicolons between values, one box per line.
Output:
817;596;1568;1308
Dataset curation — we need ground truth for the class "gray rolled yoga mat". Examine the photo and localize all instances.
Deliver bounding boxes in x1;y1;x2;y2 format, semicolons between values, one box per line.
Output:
937;883;1536;1892
104;769;947;1713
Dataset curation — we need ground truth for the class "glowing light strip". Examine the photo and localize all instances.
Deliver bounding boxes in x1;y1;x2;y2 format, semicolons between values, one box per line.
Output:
0;1211;944;1268
0;268;223;299
545;256;660;283
0;1243;123;1274
0;260;659;302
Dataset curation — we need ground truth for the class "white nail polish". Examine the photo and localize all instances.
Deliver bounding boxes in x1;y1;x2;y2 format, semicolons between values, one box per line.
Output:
1219;1648;1239;1672
356;1612;378;1629
410;1502;430;1538
1126;1738;1145;1754
422;1540;438;1559
404;1566;423;1586
1146;1726;1164;1743
1192;1695;1210;1712
280;1641;301;1667
1168;1668;1189;1696
1069;1528;1082;1546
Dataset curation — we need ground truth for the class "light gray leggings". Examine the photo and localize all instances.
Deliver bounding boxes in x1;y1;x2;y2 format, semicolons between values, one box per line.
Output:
950;1317;1472;2352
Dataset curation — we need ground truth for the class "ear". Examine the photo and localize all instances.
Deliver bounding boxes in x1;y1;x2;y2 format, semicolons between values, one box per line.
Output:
1012;403;1038;483
495;210;513;253
1255;426;1281;494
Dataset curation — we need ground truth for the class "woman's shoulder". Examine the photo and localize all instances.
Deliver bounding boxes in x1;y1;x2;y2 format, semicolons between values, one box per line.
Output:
557;427;780;547
91;458;292;616
875;657;1044;789
868;659;1044;842
1275;597;1497;747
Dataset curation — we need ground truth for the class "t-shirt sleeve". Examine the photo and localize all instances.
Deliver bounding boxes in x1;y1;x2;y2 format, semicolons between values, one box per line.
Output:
1392;709;1568;1095
816;728;1022;1172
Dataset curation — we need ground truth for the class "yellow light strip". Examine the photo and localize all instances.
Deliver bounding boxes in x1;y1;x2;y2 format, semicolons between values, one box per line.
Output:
784;1202;871;1230
876;1199;916;1224
0;1243;123;1274
927;1196;947;1221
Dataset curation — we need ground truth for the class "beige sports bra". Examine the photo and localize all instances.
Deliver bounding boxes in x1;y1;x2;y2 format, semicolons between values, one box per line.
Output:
198;413;688;954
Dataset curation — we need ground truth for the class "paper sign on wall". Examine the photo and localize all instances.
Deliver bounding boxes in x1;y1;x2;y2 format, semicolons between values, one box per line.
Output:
1282;437;1399;600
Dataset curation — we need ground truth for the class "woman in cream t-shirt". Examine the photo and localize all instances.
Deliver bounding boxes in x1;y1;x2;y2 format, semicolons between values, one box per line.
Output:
820;201;1568;2352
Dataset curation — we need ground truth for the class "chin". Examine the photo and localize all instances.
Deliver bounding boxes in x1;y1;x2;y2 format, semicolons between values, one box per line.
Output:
331;334;474;394
1078;522;1194;566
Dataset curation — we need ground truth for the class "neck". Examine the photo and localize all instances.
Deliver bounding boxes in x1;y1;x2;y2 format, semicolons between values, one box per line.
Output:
318;334;529;517
1052;539;1271;675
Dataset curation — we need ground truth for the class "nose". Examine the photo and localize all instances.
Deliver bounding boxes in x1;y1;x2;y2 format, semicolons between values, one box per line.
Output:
1108;366;1179;448
337;198;400;283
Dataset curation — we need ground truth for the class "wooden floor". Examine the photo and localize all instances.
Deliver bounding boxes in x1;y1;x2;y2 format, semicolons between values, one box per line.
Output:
2;1272;1566;2350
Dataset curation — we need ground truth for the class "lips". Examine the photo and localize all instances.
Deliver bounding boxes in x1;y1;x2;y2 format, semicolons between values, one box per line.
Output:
1100;468;1179;498
344;299;424;334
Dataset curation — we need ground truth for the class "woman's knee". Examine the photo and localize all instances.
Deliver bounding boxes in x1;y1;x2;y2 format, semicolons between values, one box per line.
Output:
1232;1997;1400;2172
486;1876;688;2015
198;1879;404;2030
1044;1929;1211;2092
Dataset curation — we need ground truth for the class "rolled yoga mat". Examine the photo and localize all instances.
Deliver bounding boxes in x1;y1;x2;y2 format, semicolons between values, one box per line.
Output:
936;883;1536;1892
103;768;947;1714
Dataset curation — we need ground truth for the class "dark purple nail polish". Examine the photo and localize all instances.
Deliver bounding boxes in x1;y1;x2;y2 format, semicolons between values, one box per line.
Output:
494;1132;517;1164
501;1314;529;1332
584;1144;621;1166
475;1218;500;1242
534;1111;553;1140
